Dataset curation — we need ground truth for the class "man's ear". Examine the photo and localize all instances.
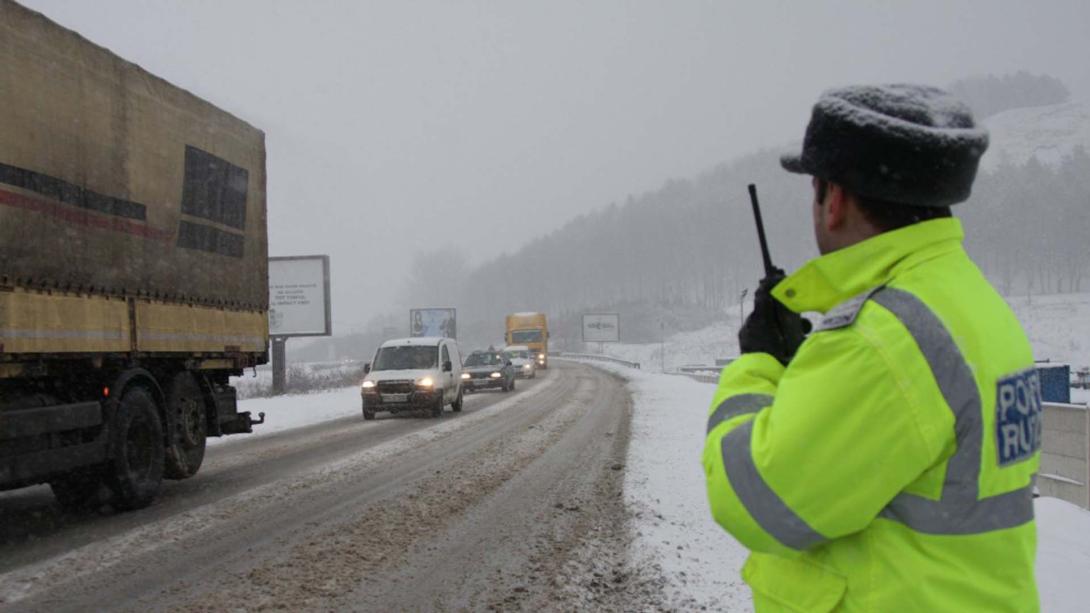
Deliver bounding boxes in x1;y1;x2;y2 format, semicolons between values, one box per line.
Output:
824;182;848;231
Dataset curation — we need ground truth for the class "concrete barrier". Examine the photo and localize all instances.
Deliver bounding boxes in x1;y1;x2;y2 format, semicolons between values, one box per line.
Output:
1039;402;1090;510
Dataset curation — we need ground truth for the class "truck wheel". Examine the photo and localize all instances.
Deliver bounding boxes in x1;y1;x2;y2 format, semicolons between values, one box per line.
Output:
430;394;443;418
164;373;207;480
451;389;463;412
50;471;105;511
106;387;165;510
363;402;376;420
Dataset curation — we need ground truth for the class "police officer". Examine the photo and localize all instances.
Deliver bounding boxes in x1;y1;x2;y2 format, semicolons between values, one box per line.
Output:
703;84;1041;612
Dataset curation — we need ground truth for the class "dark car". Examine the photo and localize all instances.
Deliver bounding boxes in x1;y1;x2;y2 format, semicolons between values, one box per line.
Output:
460;349;516;393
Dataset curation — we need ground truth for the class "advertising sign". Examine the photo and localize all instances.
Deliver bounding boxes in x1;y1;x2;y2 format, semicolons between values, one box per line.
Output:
410;308;457;339
269;255;332;337
582;313;620;343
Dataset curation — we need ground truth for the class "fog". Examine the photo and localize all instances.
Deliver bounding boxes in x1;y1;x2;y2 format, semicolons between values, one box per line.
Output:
21;0;1090;337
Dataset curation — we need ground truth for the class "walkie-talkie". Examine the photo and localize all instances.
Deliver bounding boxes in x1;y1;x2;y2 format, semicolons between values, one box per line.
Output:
748;183;778;279
745;183;809;360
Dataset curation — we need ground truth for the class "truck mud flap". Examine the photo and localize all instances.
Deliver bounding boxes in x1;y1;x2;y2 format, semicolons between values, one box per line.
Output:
210;385;264;435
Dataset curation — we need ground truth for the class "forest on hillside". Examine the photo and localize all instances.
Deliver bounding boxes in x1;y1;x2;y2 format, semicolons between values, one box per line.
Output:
300;144;1090;361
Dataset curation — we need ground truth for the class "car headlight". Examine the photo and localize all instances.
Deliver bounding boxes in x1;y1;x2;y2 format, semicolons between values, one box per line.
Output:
538;353;545;360
418;377;434;387
490;372;502;378
523;364;531;370
460;373;471;380
361;380;376;389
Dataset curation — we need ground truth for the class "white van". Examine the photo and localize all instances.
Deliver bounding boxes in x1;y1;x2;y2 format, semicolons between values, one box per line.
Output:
360;337;464;419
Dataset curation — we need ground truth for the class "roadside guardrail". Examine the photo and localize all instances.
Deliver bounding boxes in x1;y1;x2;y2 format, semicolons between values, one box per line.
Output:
678;365;721;375
552;352;641;369
1040;402;1090;510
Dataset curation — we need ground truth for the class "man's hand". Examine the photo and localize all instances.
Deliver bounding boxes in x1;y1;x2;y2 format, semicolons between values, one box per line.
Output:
739;270;811;364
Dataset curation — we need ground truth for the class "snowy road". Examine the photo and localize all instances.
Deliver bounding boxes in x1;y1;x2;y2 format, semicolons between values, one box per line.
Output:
0;362;655;611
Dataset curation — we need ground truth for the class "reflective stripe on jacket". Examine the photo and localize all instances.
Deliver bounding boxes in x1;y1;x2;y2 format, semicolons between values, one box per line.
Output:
702;218;1040;612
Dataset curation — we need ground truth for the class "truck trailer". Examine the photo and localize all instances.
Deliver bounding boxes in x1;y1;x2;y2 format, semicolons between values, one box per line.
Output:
0;0;268;510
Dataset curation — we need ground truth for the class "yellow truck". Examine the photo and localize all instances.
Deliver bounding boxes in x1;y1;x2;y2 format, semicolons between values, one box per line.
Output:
505;313;549;369
0;0;268;509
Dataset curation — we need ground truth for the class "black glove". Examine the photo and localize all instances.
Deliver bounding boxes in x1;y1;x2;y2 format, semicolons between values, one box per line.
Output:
738;269;811;364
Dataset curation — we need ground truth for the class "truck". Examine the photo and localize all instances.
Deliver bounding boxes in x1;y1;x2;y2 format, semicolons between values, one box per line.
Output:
0;0;268;510
505;313;549;369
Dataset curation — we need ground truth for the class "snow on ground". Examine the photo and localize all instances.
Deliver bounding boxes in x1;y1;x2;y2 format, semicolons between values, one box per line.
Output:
571;358;1090;612
1037;498;1090;613
590;320;740;374
981;100;1090;172
594;292;1090;377
1007;293;1090;368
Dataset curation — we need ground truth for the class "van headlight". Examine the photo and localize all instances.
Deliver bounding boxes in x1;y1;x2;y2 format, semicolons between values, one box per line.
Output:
417;377;434;387
490;372;502;378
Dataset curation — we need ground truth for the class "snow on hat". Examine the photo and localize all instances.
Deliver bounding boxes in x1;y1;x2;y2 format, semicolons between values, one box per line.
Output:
781;84;989;207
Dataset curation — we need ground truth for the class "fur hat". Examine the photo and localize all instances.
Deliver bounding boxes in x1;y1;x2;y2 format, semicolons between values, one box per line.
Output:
781;84;989;207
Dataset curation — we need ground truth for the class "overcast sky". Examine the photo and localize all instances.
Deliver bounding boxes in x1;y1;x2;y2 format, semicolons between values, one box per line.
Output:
21;0;1090;332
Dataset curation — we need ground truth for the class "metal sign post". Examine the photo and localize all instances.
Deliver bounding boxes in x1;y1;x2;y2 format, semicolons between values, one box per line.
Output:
271;336;288;394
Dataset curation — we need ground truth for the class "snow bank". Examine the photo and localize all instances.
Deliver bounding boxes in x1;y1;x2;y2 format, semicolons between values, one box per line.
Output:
574;360;751;610
1036;497;1090;612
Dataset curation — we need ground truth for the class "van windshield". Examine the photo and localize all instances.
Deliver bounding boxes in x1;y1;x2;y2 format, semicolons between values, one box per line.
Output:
373;346;437;371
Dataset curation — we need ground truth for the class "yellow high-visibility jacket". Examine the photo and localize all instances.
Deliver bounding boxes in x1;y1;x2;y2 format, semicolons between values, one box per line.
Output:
703;218;1040;612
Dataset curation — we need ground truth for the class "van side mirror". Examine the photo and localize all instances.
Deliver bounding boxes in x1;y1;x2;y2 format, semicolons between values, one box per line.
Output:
364;363;371;374
443;360;453;372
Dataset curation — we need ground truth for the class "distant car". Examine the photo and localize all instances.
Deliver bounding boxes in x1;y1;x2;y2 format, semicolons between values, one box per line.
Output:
504;345;537;379
461;349;517;392
360;337;464;420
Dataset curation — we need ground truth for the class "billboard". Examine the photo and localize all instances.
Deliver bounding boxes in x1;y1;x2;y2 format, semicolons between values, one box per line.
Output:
410;308;457;339
582;313;620;343
268;255;332;337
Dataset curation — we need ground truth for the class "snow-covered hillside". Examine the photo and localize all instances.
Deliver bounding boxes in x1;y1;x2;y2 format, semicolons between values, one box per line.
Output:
981;101;1090;171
